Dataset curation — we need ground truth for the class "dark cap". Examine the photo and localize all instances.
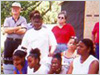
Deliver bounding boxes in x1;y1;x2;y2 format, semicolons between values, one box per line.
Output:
33;14;42;20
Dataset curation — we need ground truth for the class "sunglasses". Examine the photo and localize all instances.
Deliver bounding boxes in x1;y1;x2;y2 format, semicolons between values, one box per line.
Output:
33;15;42;19
58;16;65;19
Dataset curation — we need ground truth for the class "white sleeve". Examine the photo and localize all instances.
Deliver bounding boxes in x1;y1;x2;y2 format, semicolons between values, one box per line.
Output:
48;30;57;46
42;65;50;74
4;18;9;27
21;31;29;48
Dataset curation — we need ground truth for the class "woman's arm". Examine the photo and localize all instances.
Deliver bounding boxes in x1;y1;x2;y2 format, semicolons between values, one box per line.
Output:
88;60;99;74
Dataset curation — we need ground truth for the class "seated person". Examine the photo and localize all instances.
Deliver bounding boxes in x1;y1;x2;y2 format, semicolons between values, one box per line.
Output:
67;39;99;74
27;48;49;74
13;47;27;74
48;53;67;74
61;36;79;71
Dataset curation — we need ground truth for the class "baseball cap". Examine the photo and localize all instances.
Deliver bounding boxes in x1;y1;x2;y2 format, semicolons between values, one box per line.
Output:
12;2;21;8
33;14;42;20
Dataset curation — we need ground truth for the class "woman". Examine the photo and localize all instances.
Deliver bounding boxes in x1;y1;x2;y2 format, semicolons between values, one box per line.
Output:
48;53;67;74
13;48;27;74
61;36;78;72
67;38;99;74
52;11;75;54
27;48;49;74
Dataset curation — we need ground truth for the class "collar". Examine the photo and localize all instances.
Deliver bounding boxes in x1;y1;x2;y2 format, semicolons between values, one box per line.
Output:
12;16;20;23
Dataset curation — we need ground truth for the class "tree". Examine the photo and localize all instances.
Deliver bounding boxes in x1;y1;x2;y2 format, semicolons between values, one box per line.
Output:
1;1;62;26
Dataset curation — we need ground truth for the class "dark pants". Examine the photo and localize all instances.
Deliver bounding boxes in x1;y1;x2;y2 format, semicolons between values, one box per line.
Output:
4;38;22;64
95;43;99;60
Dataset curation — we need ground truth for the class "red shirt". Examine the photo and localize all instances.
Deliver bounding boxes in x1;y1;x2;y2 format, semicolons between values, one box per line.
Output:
92;22;99;44
52;23;75;44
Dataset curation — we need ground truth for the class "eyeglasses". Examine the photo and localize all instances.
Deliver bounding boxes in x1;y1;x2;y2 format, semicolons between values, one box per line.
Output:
58;16;65;19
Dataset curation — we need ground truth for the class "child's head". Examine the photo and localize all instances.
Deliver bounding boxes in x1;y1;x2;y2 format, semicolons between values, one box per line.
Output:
67;36;78;50
51;53;62;73
13;48;27;68
27;48;41;69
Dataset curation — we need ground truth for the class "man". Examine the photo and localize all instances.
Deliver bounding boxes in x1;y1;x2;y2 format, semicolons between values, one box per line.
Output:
27;10;46;30
3;2;27;74
92;22;99;59
27;10;40;30
21;13;57;65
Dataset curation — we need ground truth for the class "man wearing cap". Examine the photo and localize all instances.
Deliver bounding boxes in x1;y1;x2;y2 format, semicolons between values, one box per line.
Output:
3;2;27;74
21;13;57;67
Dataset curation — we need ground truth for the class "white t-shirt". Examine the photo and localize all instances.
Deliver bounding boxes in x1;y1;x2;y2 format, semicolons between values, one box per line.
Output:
21;27;57;59
72;55;98;74
59;66;68;74
27;64;49;74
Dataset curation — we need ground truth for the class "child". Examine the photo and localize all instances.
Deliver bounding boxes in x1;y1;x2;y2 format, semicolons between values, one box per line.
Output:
61;36;78;73
13;47;27;74
48;53;67;74
27;48;49;74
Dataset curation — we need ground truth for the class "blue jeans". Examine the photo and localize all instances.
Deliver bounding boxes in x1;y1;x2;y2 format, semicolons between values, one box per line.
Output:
95;44;99;60
54;44;68;54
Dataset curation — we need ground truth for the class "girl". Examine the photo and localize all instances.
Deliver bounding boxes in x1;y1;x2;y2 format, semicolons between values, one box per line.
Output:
62;36;78;73
27;48;49;74
48;53;67;74
13;48;27;74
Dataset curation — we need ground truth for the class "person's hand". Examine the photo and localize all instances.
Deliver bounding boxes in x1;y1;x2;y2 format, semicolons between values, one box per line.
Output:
17;26;22;29
48;52;54;57
16;64;23;74
16;64;22;71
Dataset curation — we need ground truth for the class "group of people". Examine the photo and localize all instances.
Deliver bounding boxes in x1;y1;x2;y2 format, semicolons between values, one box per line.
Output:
2;2;99;74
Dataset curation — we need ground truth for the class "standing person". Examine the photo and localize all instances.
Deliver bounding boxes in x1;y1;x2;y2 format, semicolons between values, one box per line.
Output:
3;2;27;74
27;10;46;30
52;11;75;54
27;48;49;74
27;10;40;30
92;22;99;59
21;13;57;64
67;39;99;74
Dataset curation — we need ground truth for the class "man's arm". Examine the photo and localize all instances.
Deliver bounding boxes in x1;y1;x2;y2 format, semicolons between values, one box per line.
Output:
4;26;21;34
15;18;27;35
49;45;57;56
15;28;27;35
48;30;57;56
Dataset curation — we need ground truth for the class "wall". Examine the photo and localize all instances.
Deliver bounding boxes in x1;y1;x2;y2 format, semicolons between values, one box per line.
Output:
84;1;99;39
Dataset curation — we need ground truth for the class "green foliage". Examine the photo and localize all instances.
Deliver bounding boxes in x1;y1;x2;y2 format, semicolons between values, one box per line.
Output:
1;1;62;26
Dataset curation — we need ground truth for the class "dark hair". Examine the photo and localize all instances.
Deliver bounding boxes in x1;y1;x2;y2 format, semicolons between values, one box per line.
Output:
29;10;40;20
81;38;95;56
53;53;62;64
58;11;67;20
28;48;41;61
13;50;27;58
